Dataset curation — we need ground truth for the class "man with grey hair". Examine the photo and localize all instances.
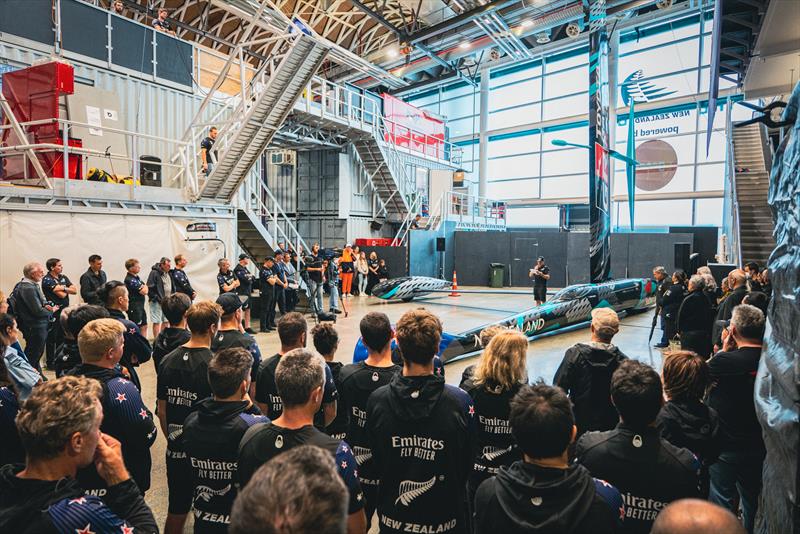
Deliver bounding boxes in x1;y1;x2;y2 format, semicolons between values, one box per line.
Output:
707;303;765;532
231;445;348;534
677;274;714;357
653;265;670;348
217;257;239;295
238;348;366;533
554;307;628;435
147;256;174;339
11;262;54;371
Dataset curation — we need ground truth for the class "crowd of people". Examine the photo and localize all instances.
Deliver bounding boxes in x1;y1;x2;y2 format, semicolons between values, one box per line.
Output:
0;253;769;534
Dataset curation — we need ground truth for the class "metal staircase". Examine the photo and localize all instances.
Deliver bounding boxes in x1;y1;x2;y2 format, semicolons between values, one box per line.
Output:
732;123;775;266
199;34;328;201
352;136;414;220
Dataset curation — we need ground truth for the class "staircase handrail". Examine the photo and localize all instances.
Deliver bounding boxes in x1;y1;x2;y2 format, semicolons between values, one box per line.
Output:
724;104;742;266
391;194;423;247
349;144;389;218
241;169;311;256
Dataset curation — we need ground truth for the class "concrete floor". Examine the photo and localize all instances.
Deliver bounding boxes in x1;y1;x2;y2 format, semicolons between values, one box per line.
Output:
111;287;666;530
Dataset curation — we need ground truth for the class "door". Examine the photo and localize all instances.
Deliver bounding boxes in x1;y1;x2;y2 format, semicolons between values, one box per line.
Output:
511;238;539;287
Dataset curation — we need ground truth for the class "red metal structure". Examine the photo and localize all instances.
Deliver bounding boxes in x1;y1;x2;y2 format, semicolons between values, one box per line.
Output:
1;61;82;181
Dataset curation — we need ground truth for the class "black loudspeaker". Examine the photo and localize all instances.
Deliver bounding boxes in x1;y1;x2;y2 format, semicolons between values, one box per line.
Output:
436;237;446;252
370;219;383;231
140;155;162;187
674;243;691;273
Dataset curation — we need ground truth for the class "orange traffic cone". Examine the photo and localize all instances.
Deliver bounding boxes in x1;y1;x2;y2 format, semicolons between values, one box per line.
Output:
449;270;461;297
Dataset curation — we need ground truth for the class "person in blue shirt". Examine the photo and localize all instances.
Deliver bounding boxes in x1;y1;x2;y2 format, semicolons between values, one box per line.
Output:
124;258;149;338
259;257;277;332
0;313;41;400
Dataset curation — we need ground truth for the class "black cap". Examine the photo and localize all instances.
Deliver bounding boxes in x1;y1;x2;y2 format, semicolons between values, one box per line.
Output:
238;253;248;261
216;293;242;315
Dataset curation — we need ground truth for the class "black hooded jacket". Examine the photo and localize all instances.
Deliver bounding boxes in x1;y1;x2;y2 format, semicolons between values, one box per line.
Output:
474;462;623;534
182;399;267;533
576;423;701;534
152;327;191;372
553;343;627;435
0;464;157;534
67;364;157;494
146;263;172;303
657;400;721;467
366;373;477;534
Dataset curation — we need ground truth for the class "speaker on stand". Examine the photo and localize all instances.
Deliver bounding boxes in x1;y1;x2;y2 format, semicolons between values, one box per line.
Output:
436;238;446;279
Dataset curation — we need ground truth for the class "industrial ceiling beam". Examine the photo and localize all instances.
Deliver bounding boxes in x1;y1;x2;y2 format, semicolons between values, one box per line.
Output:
405;0;520;44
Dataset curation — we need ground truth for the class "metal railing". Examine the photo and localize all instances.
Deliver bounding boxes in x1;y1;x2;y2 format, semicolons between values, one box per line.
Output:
0;115;197;196
445;190;508;229
722;103;742;266
391;194;424;246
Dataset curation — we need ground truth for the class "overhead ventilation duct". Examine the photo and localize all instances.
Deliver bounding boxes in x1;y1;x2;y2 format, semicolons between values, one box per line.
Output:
565;21;582;38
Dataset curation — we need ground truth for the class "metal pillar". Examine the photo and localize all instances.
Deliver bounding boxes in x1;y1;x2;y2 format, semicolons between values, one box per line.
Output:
588;0;611;283
478;66;490;199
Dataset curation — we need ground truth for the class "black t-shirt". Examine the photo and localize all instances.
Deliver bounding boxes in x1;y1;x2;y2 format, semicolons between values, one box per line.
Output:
338;361;400;484
237;423;365;514
459;370;523;489
124;273;146;307
42;273;72;308
533;265;550;287
306;254;323;283
316;361;348;439
156;346;214;452
233;264;254;296
182;400;267;533
706;346;764;451
576;424;701;534
254;353;337;419
211;329;262;382
200;136;217;164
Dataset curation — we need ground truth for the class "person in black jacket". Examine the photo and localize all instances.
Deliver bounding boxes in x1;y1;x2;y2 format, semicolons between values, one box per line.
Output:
311;322;347;439
42;258;77;368
97;281;152;391
576;360;701;534
366;309;477;534
68;318;157;495
677;275;715;358
171;254;196;300
661;271;687;346
147;257;175;340
657;351;720;496
553;308;627;436
0;376;157;534
211;293;262;391
79;254;107;305
258;257;277;331
460;330;527;504
11;262;54;372
706;304;765;533
59;305;109;377
338;312;401;527
157;301;221;534
652;266;670;348
124;258;149;337
233;254;256;334
152;292;192;372
712;269;747;349
182;348;268;534
474;383;624;534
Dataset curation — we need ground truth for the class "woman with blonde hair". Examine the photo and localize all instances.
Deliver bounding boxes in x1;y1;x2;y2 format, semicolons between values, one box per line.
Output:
460;330;528;503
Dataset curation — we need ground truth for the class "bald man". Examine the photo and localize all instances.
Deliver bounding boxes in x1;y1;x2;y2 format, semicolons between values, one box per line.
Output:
651;499;745;534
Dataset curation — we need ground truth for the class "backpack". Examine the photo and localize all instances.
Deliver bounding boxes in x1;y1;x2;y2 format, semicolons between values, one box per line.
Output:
6;282;24;328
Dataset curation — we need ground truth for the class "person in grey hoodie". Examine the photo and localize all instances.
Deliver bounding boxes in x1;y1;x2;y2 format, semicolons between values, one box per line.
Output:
147;257;174;339
553;308;627;436
11;262;55;371
474;384;624;534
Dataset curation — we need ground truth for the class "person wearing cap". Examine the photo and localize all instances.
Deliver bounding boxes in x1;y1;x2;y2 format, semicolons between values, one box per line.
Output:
234;254;256;335
553;307;628;436
339;244;355;299
529;256;550;306
259;257;278;332
211;293;262;392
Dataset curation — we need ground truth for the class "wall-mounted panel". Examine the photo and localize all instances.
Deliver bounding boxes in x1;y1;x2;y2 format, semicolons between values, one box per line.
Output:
0;1;53;45
61;1;108;61
110;18;154;75
155;32;193;87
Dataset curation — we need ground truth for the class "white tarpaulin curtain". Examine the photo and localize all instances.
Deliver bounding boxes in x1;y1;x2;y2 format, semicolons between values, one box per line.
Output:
0;211;235;303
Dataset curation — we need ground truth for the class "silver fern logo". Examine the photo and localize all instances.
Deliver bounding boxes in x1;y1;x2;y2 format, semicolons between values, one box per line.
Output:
395;476;436;506
352;446;373;465
481;445;514;462
621;70;676;106
167;424;183;441
195;484;232;502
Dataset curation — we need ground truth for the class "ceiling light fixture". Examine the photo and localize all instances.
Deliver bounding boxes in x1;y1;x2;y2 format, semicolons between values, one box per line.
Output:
521;19;533;28
459;41;471;49
387;47;399;58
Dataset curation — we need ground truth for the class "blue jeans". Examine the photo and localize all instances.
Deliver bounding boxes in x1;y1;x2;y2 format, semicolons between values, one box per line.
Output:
329;280;339;310
709;449;764;533
307;279;324;313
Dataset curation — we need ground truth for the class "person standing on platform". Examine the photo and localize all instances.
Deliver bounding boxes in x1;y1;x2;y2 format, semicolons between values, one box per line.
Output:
124;259;149;338
42;258;76;368
80;254;107;305
200;127;218;175
234;254;256;334
529;256;550;306
147;257;174;341
217;258;239;295
171;255;195;301
259;257;277;332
